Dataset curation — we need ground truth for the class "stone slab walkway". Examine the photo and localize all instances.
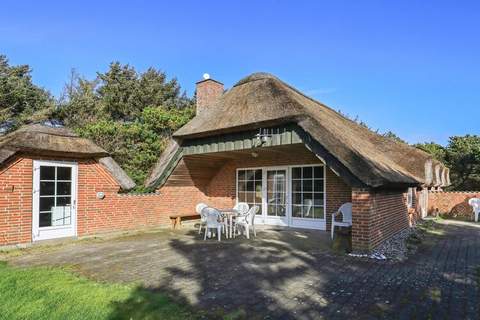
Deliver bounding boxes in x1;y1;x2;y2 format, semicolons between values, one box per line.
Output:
6;221;480;319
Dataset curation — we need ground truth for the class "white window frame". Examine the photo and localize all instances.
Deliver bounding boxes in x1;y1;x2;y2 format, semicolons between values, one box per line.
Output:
407;187;414;208
235;164;326;230
32;160;78;241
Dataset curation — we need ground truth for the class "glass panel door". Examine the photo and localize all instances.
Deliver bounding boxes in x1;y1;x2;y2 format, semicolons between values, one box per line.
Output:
39;165;73;227
237;169;263;211
33;161;77;241
266;169;287;218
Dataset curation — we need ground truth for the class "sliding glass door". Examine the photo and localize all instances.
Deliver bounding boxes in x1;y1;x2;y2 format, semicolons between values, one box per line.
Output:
236;164;326;230
265;168;288;225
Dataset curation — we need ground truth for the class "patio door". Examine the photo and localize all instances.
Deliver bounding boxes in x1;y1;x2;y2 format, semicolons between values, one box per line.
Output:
32;160;78;241
264;168;288;226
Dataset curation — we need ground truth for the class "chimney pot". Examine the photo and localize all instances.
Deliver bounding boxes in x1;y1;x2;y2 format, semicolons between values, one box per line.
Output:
195;75;223;115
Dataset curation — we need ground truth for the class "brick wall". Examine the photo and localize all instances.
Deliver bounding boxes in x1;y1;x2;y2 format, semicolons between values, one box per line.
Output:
2;150;414;252
428;191;480;220
0;157;33;245
0;155;172;246
351;188;410;252
204;155;352;229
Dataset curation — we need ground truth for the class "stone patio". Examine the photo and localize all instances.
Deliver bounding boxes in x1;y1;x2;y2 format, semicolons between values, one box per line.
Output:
6;220;480;319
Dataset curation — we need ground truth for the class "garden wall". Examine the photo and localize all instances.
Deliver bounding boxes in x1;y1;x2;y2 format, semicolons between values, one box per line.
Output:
428;191;480;220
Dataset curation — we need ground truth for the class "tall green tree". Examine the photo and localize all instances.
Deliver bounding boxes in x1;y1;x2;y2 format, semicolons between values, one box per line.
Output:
0;55;54;126
57;62;195;189
416;136;480;190
445;135;480;190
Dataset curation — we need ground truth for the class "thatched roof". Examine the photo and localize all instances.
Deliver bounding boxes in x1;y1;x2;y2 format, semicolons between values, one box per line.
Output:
0;123;135;190
149;73;449;189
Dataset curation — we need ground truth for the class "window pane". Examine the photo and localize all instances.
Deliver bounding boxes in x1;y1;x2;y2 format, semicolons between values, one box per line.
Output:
303;192;313;204
267;205;276;215
314;179;324;192
314;166;324;179
254;169;262;180
313;197;323;206
56;196;71;207
292;205;303;217
238;181;246;192
39;211;52;227
40;197;55;212
246;181;254;191
40;182;55;196
293;192;302;204
255;192;262;204
267;171;276;180
56;182;71;196
238;170;245;180
40;166;55;180
314;193;324;204
246;192;254;203
57;167;71;180
303;179;313;192
303;205;314;218
292;167;301;179
292;180;301;193
238;192;246;202
277;205;286;216
255;181;262;193
303;167;313;179
313;207;325;219
246;170;255;181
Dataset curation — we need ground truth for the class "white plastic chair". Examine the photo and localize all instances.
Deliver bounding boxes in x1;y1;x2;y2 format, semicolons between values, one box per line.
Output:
196;203;208;234
234;202;249;215
468;198;480;222
234;205;259;239
331;202;353;239
304;199;313;217
203;207;223;241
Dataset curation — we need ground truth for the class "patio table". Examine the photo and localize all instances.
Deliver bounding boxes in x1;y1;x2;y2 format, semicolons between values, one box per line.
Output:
218;209;239;239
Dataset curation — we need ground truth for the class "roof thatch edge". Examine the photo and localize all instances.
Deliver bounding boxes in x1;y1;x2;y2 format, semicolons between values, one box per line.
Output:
98;157;136;190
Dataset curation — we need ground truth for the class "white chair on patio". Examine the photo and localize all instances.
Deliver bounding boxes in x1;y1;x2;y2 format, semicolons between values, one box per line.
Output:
203;207;223;241
331;202;353;239
468;198;480;222
234;202;249;215
196;203;209;234
234;205;259;239
304;199;313;217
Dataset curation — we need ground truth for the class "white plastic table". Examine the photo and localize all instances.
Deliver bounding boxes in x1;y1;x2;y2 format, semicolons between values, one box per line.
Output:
219;209;238;239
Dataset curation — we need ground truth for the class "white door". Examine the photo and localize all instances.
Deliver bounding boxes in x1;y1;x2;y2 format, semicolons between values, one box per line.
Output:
264;168;289;226
32;160;78;241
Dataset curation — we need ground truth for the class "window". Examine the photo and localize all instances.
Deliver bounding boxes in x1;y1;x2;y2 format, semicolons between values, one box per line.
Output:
39;165;72;227
237;169;262;210
291;165;325;219
407;188;414;208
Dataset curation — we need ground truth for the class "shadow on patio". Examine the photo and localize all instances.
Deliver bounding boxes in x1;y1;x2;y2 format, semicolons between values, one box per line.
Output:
105;221;480;319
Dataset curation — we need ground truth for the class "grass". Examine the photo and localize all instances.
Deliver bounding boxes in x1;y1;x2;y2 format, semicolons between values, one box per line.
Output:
0;261;195;320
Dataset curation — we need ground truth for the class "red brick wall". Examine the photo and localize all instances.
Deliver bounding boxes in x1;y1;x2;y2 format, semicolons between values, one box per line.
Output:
352;188;409;252
428;191;480;220
0;155;171;246
0;158;33;245
196;79;224;114
203;155;352;229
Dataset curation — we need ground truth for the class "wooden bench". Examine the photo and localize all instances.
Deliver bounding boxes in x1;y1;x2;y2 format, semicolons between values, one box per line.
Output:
169;213;201;229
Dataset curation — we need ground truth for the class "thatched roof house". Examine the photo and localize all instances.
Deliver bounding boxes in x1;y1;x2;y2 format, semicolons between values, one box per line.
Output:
0;123;135;190
144;72;449;251
147;72;448;190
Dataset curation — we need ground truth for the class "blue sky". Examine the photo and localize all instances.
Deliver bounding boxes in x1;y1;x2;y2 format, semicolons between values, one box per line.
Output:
1;1;479;145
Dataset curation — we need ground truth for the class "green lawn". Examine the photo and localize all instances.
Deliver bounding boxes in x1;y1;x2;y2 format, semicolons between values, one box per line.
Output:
0;261;195;320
